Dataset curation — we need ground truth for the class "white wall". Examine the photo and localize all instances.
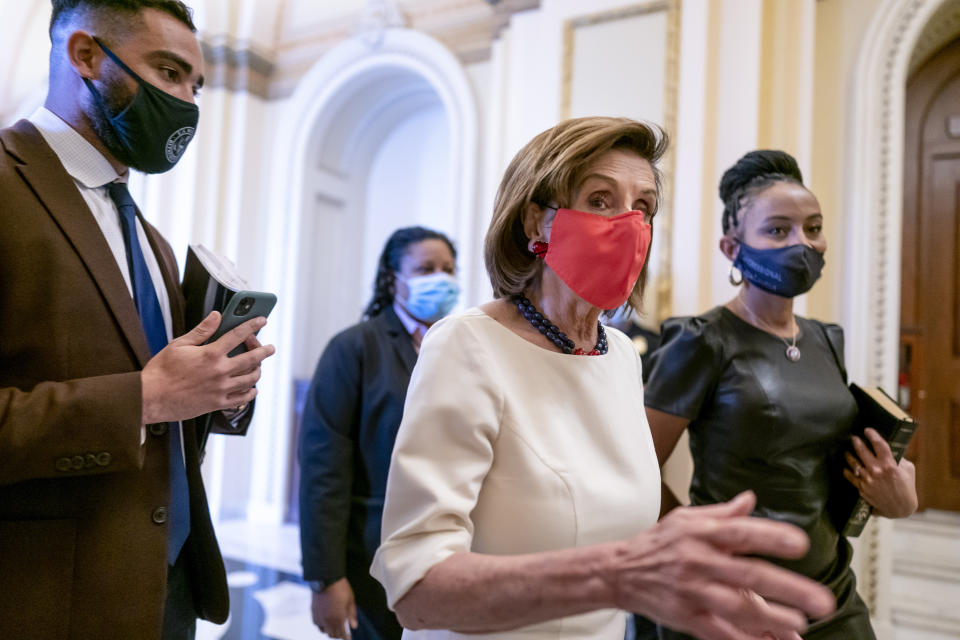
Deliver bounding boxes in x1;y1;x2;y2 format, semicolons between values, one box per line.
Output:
489;0;660;165
567;11;666;122
363;103;452;298
0;1;48;125
463;58;494;301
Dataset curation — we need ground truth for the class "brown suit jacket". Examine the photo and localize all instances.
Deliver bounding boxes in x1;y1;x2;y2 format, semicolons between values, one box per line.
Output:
0;120;229;639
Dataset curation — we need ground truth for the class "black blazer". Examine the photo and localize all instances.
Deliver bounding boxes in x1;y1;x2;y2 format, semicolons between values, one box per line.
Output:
298;306;417;607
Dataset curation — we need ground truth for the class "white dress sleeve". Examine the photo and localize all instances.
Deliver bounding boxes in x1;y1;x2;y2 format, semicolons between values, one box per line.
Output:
370;314;504;607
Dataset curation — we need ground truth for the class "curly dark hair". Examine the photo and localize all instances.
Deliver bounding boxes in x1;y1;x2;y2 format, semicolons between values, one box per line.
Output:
719;149;804;234
50;0;197;38
363;226;457;320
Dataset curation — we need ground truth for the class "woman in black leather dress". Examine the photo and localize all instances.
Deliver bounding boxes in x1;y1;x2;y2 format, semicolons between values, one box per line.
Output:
643;150;918;639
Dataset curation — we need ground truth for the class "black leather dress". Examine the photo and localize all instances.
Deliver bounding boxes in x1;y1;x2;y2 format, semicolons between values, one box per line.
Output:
643;306;876;639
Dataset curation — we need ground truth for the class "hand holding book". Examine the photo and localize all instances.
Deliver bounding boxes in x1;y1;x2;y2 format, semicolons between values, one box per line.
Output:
828;384;919;536
843;427;918;519
181;244;277;453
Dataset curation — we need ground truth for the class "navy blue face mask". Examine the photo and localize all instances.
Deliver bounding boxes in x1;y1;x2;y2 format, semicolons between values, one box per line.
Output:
733;242;825;298
83;37;199;173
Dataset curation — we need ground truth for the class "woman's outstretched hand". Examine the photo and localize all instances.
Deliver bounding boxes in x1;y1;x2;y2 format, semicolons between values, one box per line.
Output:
844;428;918;519
612;491;836;640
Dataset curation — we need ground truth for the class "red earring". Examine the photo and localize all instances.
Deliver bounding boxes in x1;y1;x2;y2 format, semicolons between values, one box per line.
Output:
531;241;548;259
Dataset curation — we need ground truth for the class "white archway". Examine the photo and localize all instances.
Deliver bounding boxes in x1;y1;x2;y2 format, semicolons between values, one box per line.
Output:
247;28;480;524
842;0;958;634
842;0;948;392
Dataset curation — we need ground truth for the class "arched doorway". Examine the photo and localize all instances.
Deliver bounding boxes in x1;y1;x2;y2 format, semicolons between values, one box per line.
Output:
243;28;479;526
282;67;454;523
845;0;960;635
287;66;453;385
901;35;960;515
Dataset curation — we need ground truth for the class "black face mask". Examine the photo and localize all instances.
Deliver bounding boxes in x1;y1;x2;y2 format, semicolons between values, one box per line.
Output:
83;37;199;173
733;241;825;298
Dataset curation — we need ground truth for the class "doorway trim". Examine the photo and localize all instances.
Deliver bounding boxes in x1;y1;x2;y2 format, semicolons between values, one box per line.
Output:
843;0;957;631
248;28;479;525
842;0;948;392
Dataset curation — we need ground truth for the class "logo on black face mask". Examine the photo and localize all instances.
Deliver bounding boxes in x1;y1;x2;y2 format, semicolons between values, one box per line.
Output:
733;242;825;297
85;38;200;173
165;126;195;163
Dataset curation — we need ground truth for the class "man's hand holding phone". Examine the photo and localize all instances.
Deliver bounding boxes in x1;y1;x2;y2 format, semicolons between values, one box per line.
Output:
141;310;276;425
204;291;276;357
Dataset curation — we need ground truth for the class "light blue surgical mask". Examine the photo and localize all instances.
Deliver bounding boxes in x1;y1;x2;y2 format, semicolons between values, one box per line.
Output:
397;272;459;323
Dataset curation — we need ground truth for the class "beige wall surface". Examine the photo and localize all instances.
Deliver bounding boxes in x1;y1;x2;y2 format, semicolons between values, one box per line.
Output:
3;3;960;637
808;0;884;323
673;0;880;324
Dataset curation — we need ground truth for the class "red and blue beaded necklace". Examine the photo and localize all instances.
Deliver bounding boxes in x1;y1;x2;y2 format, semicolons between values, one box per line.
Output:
512;294;608;356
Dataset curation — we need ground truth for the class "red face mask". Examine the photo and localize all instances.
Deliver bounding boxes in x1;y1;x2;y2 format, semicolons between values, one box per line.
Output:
534;208;652;309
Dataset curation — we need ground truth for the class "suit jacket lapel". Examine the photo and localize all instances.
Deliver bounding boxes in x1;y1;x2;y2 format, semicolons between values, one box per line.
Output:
2;120;152;367
380;307;417;375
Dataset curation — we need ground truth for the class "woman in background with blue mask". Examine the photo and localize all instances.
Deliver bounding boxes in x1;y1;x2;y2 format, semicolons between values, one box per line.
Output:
644;150;917;639
299;226;458;640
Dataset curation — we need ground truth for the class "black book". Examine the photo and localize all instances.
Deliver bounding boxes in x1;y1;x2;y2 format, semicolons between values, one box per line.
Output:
181;244;257;453
182;244;250;330
828;384;918;537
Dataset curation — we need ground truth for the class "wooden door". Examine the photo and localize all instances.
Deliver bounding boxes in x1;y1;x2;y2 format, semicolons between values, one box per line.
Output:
902;37;960;512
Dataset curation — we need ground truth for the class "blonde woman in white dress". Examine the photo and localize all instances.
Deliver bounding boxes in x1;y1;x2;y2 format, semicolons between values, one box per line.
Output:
370;117;835;640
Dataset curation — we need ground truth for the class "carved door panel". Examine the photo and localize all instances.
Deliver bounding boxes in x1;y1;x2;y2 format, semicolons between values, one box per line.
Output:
902;37;960;512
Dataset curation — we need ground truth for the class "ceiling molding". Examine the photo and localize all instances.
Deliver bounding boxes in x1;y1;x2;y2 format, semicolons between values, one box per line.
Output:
199;0;541;100
200;40;275;97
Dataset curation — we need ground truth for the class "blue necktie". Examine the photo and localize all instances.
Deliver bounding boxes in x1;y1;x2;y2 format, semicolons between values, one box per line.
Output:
108;181;190;564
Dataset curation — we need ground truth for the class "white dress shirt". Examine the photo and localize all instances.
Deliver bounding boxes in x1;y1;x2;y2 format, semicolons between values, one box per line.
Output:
371;309;662;639
29;107;181;449
393;301;429;351
28;107;173;343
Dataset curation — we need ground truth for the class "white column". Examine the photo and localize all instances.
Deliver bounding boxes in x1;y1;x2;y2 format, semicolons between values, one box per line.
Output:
671;0;709;318
707;0;763;308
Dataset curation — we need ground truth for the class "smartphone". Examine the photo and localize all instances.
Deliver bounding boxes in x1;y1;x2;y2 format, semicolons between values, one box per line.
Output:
206;290;277;357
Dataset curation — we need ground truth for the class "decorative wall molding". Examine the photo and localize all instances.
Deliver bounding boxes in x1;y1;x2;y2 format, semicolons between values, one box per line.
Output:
892;606;960;637
559;0;671;121
354;0;408;48
844;0;960;632
908;0;960;74
658;0;681;326
488;0;541;37
200;40;275;98
559;0;681;325
890;512;960;637
844;0;927;618
202;0;540;100
892;512;960;582
864;521;881;614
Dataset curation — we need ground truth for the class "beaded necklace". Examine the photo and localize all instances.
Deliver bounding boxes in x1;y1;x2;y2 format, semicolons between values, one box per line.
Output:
513;294;608;356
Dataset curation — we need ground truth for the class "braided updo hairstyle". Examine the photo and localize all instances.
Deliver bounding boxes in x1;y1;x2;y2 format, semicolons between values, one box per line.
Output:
363;226;457;320
720;149;804;234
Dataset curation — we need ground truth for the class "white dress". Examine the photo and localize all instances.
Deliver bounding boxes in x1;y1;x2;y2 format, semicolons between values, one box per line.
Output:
370;308;661;639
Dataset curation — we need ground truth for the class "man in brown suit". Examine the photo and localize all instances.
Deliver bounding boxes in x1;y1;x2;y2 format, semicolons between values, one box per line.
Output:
0;1;275;638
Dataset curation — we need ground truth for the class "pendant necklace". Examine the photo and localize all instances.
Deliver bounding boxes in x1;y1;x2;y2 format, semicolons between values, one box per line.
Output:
735;299;801;362
785;340;801;362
